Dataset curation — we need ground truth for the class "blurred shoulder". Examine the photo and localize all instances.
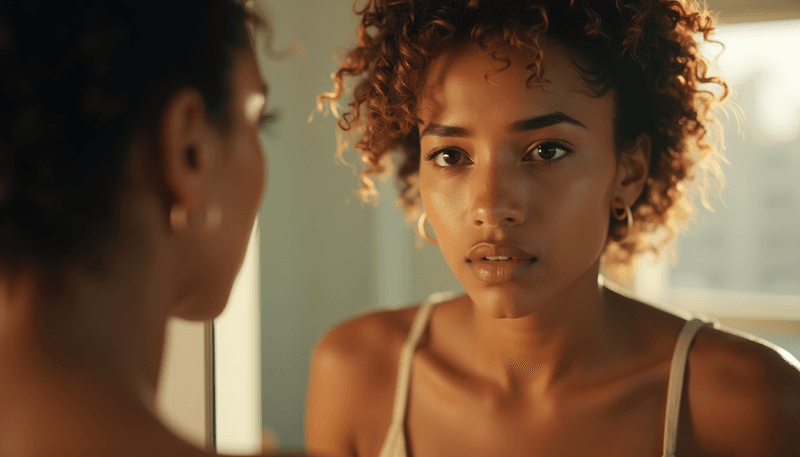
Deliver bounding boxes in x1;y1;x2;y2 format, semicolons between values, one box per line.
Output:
156;443;323;457
183;450;322;457
686;322;800;456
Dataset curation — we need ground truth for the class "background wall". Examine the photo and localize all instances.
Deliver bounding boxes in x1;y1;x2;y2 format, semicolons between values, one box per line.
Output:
253;0;800;451
254;0;462;449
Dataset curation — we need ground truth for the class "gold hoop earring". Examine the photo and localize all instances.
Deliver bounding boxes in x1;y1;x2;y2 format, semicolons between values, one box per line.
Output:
417;212;438;245
170;203;223;235
170;205;189;231
611;199;633;242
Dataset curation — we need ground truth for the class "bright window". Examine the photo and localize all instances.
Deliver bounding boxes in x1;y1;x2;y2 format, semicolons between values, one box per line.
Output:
633;19;800;359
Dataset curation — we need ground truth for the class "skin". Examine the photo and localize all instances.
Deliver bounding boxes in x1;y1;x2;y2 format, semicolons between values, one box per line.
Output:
0;45;301;457
306;43;800;457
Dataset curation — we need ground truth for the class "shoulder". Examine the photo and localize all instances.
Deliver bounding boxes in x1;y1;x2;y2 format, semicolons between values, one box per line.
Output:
308;292;466;389
304;303;422;456
685;322;800;456
309;304;421;383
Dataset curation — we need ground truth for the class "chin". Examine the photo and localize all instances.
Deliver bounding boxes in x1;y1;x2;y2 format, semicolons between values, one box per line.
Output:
467;284;542;319
171;291;231;321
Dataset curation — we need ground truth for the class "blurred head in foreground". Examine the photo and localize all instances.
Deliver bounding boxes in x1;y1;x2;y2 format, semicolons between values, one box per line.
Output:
0;1;274;454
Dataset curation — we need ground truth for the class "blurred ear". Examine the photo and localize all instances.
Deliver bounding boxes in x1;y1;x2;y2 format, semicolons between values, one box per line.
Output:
159;88;217;215
613;134;651;206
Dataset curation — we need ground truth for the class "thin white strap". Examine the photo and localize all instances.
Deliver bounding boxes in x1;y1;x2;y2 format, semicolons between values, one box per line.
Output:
378;293;459;457
388;300;437;426
662;318;709;457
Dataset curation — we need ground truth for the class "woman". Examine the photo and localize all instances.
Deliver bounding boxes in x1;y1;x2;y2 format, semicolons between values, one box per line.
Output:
0;1;305;456
306;1;800;456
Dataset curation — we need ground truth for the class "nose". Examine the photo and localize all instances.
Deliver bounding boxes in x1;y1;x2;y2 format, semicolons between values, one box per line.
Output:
469;167;526;227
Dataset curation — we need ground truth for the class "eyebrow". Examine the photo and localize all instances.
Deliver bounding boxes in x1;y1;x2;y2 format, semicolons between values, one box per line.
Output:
419;111;587;139
419;124;470;138
510;111;586;132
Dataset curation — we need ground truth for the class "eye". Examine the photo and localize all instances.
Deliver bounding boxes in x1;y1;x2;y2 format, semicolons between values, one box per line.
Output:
258;110;278;132
424;147;470;167
524;140;572;162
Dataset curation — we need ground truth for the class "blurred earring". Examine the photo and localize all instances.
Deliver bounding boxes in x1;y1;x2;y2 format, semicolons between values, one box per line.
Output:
611;198;633;242
170;203;222;235
417;212;438;245
204;205;223;232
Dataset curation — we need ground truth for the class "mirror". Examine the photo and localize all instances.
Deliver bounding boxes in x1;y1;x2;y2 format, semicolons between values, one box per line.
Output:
207;0;800;453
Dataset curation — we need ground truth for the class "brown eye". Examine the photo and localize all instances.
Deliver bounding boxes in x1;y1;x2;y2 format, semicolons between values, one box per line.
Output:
259;111;277;130
439;150;461;166
525;141;572;161
426;148;468;167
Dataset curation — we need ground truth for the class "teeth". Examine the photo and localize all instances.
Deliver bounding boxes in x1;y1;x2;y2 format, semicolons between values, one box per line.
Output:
484;256;512;261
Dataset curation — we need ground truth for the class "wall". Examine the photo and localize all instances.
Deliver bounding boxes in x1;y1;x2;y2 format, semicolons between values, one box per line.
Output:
156;320;210;450
256;0;376;449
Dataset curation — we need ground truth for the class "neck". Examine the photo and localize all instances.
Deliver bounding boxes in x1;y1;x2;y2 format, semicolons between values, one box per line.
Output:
0;350;159;456
0;247;176;456
468;264;629;394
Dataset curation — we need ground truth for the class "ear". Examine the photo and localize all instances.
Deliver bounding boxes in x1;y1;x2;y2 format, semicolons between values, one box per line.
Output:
159;88;218;219
613;133;651;207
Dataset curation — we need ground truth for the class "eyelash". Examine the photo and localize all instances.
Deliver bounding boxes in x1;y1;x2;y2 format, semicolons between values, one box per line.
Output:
524;139;573;163
423;147;457;163
423;139;574;167
258;110;278;132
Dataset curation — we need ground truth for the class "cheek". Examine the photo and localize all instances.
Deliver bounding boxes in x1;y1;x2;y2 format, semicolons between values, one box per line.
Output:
421;170;461;234
220;127;265;235
240;130;266;203
420;171;471;269
253;147;266;202
547;163;614;262
262;149;268;194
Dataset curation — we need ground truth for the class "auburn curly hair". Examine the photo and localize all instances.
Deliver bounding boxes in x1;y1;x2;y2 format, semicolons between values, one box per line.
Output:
318;0;729;264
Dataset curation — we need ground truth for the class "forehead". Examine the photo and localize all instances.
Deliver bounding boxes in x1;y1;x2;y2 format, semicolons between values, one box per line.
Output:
418;43;614;124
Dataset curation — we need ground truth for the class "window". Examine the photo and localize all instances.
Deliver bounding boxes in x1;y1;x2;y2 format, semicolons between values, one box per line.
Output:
633;19;800;360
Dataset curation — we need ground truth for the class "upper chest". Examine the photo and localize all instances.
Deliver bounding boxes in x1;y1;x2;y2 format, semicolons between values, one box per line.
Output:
356;352;717;457
351;304;749;457
402;350;685;457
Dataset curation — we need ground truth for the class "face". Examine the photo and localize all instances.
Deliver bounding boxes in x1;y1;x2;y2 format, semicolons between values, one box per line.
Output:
171;45;269;321
417;43;623;318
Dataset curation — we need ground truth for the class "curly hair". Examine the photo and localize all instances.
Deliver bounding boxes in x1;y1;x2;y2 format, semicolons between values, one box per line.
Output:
0;0;262;270
318;0;729;264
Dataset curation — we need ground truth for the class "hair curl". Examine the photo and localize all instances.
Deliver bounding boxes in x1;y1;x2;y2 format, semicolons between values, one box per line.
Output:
319;0;729;264
0;0;263;269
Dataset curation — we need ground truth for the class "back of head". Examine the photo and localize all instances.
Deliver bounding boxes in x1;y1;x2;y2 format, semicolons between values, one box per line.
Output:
0;0;253;271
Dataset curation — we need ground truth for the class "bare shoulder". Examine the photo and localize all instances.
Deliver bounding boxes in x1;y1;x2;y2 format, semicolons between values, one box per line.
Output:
310;304;421;385
308;292;467;384
685;322;800;456
304;304;422;457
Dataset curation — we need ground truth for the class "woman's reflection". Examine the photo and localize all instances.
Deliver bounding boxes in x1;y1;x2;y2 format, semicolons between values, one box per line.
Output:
306;1;800;456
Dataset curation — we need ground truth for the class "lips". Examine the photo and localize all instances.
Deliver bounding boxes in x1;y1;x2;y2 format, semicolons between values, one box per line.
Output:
466;243;537;283
466;243;536;263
